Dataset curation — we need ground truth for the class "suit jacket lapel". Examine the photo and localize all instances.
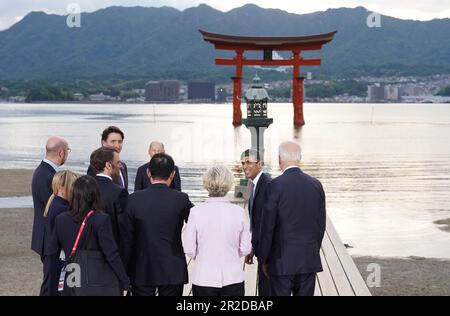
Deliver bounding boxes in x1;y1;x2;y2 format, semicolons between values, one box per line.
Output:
254;173;268;200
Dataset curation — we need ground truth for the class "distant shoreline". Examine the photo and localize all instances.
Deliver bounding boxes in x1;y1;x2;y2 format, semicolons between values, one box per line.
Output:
2;101;450;105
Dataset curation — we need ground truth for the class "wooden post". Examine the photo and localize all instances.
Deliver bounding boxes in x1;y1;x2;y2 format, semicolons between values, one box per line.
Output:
296;76;305;126
232;50;244;126
292;50;305;126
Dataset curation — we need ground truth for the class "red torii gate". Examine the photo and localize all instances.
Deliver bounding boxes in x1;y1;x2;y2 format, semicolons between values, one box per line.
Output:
199;30;337;126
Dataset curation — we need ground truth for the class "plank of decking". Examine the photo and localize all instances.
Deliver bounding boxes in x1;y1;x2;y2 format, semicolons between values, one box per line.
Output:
325;217;372;296
317;250;339;296
321;229;356;296
314;276;323;296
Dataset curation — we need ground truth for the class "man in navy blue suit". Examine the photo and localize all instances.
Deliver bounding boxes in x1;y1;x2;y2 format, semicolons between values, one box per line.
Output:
90;147;129;250
122;153;193;296
31;136;70;295
259;142;326;296
134;141;181;192
241;149;271;296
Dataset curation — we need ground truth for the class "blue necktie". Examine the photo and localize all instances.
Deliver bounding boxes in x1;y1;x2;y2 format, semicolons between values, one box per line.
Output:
249;181;255;231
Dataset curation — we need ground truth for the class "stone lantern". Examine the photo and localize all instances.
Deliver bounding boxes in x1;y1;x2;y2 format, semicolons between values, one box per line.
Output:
242;74;273;164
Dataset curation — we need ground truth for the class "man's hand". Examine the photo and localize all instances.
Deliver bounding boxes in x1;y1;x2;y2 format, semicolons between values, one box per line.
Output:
245;250;255;265
262;264;270;279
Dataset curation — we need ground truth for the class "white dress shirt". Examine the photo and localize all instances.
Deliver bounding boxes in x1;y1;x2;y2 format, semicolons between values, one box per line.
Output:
96;173;112;181
251;170;264;197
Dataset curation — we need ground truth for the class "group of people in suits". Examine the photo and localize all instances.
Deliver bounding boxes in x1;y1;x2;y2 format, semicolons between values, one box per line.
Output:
31;125;326;297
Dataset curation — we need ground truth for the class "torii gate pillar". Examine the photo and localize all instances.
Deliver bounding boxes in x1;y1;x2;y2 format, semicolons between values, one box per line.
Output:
232;50;244;126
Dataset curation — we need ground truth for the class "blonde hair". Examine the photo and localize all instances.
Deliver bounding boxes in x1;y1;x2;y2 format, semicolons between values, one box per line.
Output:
44;170;78;217
203;165;234;197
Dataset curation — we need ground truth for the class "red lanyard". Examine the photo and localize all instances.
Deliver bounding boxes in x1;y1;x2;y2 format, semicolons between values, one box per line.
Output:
70;210;94;257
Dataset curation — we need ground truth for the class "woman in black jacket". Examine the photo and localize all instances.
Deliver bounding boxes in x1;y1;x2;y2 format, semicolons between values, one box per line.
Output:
42;170;78;296
50;175;130;296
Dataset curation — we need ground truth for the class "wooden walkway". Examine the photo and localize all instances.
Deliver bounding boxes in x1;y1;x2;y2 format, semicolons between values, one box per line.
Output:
183;197;371;296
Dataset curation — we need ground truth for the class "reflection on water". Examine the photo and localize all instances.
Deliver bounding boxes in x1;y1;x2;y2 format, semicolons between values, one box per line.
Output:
0;103;450;258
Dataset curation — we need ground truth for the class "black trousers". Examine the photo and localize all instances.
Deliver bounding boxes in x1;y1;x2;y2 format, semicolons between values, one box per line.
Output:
257;264;271;296
269;273;316;296
39;255;48;296
192;282;245;296
40;255;64;296
132;284;184;296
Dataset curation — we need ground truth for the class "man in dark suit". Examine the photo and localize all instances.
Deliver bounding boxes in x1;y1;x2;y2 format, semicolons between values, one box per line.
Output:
87;126;128;189
123;153;193;296
134;141;181;192
241;149;271;296
31;136;70;295
90;147;128;250
259;142;326;296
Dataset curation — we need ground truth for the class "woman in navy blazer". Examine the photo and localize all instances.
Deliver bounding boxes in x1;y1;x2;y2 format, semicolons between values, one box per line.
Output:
42;170;78;296
49;175;130;296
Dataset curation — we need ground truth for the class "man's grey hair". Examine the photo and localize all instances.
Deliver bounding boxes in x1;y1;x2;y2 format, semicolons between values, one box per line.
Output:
279;142;302;163
203;165;234;198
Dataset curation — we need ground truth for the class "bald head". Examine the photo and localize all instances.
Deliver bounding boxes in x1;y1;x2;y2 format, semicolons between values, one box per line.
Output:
148;141;165;158
45;136;69;166
279;141;302;170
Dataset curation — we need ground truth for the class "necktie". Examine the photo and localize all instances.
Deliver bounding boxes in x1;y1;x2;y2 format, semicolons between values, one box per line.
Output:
117;170;125;188
249;181;255;231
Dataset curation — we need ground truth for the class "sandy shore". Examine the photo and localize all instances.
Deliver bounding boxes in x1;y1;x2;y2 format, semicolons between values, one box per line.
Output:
0;169;34;197
0;169;51;295
0;169;449;296
0;208;41;296
353;256;450;296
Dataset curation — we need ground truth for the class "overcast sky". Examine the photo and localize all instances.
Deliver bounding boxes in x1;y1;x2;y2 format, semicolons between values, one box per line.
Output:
1;0;449;31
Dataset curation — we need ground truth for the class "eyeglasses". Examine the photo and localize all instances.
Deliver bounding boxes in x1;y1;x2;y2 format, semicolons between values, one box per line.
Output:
67;147;72;153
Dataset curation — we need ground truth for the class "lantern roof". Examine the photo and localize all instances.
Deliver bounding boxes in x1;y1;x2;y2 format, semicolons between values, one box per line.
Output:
245;74;269;101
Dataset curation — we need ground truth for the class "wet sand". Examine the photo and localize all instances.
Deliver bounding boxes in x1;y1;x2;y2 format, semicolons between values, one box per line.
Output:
0;169;46;295
0;169;33;197
0;208;41;296
354;256;450;296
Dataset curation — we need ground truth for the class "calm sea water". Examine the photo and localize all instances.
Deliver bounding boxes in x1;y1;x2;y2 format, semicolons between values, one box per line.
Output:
1;102;450;259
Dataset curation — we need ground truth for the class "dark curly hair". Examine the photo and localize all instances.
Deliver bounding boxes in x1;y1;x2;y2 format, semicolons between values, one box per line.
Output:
101;126;124;142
